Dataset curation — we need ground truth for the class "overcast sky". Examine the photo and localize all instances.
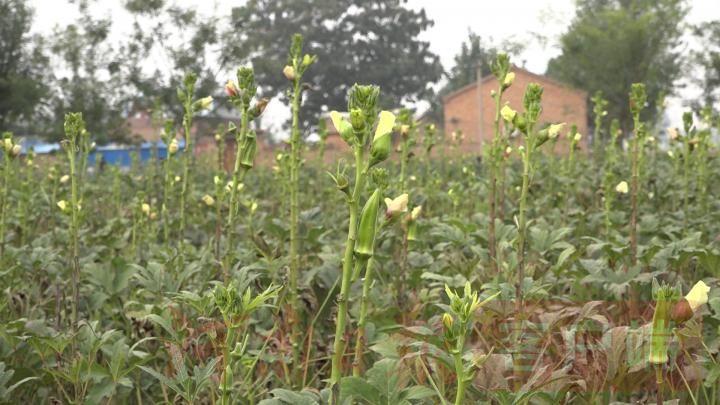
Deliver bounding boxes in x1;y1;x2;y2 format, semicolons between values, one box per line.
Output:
29;0;720;134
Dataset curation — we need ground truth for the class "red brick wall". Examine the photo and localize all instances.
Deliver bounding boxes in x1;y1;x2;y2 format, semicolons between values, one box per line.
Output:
444;68;588;155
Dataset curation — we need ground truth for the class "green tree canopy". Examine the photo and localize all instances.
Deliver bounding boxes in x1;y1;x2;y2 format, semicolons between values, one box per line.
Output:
222;0;443;129
546;0;687;138
0;0;47;133
693;21;720;109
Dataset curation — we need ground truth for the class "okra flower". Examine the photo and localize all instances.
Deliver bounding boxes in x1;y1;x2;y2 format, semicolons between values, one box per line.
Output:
195;96;213;112
57;200;68;212
168;139;179;155
330;111;354;145
60;175;70;184
500;105;516;123
202;194;215;207
384;193;408;218
615;181;628;194
283;65;296;81
503;71;515;87
573;133;582;142
672;280;710;324
547;122;566;139
369;110;396;167
410;205;422;221
225;80;239;97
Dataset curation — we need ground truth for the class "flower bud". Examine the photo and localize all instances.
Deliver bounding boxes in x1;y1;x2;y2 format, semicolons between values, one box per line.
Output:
283;65;296;81
60;174;70;184
10;144;21;157
573;133;582;143
202;194;215;207
442;313;454;331
141;203;150;215
215;133;222;142
174;176;181;182
349;109;365;132
615;181;628;194
225;80;239;97
302;54;314;67
355;188;381;259
2;138;12;152
384;193;408;218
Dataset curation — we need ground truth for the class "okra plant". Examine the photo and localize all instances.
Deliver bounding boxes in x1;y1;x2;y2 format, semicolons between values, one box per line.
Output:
0;132;21;256
177;72;212;265
628;83;647;268
488;53;513;275
283;33;316;380
224;66;267;278
328;84;395;395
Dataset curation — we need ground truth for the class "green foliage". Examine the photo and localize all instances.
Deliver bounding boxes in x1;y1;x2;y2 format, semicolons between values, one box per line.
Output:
547;0;687;134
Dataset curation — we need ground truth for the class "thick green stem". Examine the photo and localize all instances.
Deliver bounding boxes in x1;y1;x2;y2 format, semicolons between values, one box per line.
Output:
162;153;173;246
488;90;502;275
453;333;467;405
178;110;193;267
330;145;365;391
68;145;80;331
630;118;640;268
225;103;250;280
288;79;302;382
0;156;10;257
353;257;375;376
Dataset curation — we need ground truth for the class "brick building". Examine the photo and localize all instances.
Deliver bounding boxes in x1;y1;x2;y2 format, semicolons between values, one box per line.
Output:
442;66;588;153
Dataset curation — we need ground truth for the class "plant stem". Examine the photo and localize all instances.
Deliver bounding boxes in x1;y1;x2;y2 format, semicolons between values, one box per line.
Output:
68;141;80;331
0;155;10;257
330;144;366;392
288;77;302;384
488;89;502;275
453;333;467;405
630;119;640;268
352;257;375;376
178;107;193;268
225;103;250;280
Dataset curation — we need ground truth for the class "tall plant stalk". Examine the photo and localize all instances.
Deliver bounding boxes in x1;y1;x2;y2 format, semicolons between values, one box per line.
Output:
176;73;212;268
327;85;394;398
224;67;265;279
61;113;88;331
628;83;647;268
488;54;513;275
160;120;176;246
0;133;16;257
284;34;316;384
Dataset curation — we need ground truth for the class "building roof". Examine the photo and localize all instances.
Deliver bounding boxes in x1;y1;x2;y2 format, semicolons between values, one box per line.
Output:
441;65;588;104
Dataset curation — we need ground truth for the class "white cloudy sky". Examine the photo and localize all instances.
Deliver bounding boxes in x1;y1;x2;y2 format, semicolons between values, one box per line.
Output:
29;0;720;134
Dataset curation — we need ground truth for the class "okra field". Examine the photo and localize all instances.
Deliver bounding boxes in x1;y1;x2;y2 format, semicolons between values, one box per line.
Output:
2;5;720;405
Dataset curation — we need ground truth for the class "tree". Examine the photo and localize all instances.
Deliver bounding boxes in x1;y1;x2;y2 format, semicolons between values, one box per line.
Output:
427;31;523;124
693;21;720;108
546;0;687;139
222;0;442;129
0;0;47;133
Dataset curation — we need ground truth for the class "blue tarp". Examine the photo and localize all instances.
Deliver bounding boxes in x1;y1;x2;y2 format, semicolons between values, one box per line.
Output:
18;138;185;168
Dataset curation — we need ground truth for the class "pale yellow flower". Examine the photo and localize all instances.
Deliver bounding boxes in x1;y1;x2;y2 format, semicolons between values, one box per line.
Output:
283;65;296;81
500;105;516;122
201;194;215;207
374;111;396;141
60;175;70;184
384;193;409;216
57;200;68;211
141;203;150;215
615;181;629;194
686;281;710;312
503;71;515;87
410;205;422;220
